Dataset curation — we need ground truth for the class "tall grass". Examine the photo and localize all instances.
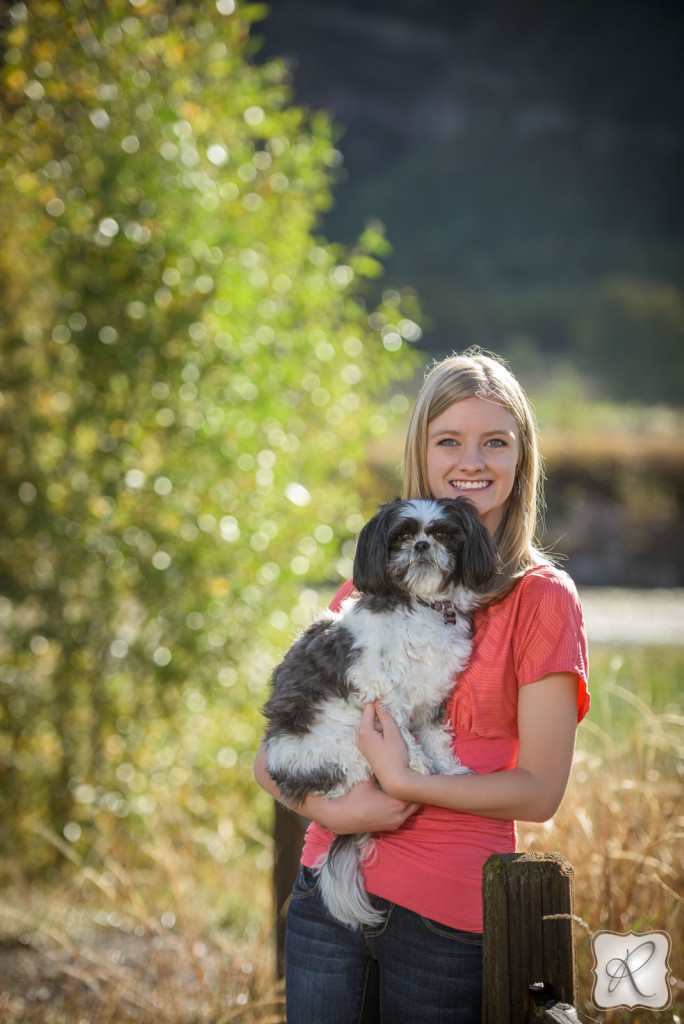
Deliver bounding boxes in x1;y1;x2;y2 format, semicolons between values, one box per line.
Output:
0;813;280;1023
521;646;683;1022
0;647;681;1023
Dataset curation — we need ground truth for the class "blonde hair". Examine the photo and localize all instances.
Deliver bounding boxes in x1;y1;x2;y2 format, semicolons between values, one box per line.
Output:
403;348;547;601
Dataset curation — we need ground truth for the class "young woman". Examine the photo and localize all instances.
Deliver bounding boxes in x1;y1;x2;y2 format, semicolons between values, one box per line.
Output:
254;349;590;1024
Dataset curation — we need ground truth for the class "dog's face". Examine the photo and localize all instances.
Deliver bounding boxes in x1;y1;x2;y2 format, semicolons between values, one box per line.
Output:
352;498;497;599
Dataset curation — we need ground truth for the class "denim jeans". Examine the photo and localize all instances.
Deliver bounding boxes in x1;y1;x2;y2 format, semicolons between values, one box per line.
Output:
285;864;482;1024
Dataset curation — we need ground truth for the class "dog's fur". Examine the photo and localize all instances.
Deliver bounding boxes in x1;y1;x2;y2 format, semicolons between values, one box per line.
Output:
262;498;497;928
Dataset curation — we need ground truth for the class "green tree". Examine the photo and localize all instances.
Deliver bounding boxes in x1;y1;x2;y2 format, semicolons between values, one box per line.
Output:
0;0;419;863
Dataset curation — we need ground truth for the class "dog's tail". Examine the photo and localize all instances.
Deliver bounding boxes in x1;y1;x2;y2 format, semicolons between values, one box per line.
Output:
316;833;385;929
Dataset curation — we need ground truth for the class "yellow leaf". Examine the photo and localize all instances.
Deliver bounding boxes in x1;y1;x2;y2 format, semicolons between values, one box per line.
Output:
160;512;181;531
164;44;185;67
5;68;27;92
7;26;27;48
15;172;37;195
33;40;56;61
38;186;56;206
89;496;115;519
179;101;205;122
210;578;231;597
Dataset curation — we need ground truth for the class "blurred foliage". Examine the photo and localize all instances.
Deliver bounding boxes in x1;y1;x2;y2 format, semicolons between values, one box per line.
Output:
577;277;684;405
0;0;420;868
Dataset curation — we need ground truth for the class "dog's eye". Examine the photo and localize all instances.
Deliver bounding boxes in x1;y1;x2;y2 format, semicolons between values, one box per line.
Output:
433;531;448;541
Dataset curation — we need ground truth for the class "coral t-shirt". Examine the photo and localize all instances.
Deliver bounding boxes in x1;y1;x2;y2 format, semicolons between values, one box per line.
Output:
299;564;590;933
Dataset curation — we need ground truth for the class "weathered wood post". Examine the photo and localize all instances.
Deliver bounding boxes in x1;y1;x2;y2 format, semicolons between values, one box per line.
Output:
273;802;309;978
482;852;577;1023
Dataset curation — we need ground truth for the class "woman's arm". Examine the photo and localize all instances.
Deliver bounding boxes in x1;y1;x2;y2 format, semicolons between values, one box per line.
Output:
355;672;579;823
253;739;421;834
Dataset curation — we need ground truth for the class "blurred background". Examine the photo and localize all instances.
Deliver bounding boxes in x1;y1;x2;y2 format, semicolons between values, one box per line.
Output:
0;2;681;1022
256;0;684;590
260;0;684;379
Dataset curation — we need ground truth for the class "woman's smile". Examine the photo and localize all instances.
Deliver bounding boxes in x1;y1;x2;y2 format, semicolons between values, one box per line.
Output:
448;479;492;491
426;396;520;535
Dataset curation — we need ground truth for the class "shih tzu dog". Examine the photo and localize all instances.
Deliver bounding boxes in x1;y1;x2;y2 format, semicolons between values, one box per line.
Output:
262;497;497;929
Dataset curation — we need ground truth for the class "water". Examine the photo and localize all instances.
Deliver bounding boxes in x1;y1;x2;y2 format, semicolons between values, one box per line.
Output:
579;588;684;646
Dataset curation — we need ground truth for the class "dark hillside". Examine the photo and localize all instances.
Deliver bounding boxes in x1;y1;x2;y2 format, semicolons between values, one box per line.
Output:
257;1;684;401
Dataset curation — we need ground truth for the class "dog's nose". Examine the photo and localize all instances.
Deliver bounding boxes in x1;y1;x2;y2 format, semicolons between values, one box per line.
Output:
414;540;430;553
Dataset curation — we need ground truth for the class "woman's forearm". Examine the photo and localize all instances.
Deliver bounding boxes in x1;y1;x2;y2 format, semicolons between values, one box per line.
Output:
356;674;579;824
382;764;561;823
253;739;317;818
253;739;421;834
253;749;342;829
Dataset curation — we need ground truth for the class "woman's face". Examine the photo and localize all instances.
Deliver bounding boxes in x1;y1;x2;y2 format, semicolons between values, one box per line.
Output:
426;396;520;535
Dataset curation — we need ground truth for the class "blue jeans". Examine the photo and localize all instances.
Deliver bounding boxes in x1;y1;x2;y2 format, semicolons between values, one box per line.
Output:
285;864;483;1024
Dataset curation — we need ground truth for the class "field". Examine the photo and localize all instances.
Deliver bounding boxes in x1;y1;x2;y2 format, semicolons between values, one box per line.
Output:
522;644;683;1023
0;641;681;1024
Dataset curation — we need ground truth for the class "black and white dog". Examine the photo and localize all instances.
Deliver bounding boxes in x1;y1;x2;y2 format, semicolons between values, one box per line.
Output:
262;498;497;928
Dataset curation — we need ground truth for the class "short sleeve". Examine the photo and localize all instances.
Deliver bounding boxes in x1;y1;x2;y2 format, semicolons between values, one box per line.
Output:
328;578;356;613
513;569;590;722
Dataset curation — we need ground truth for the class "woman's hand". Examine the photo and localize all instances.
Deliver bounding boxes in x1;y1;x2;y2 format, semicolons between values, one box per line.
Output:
257;673;580;828
357;673;580;821
355;702;415;801
306;778;420;834
253;738;420;834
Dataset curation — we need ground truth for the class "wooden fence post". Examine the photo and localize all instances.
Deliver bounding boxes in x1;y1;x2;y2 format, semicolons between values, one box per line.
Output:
482;852;577;1024
273;801;309;978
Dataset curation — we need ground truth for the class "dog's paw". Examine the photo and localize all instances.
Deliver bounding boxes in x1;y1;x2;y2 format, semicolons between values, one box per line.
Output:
433;754;476;776
407;749;434;776
446;763;476;776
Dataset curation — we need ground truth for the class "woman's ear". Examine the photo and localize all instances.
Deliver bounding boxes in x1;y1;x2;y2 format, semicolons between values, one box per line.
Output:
352;503;396;596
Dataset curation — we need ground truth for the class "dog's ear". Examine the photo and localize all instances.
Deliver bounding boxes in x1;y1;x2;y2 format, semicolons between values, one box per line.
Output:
459;502;498;589
442;499;498;590
352;502;396;596
461;519;498;589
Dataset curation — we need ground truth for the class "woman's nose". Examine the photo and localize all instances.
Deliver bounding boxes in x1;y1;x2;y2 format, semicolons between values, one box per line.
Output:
455;442;484;471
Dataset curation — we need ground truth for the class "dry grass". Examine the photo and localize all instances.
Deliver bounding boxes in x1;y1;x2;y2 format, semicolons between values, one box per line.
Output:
1;651;682;1024
521;657;684;1022
0;822;283;1024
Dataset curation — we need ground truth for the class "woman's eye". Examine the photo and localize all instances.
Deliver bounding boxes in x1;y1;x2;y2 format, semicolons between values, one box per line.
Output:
437;438;457;447
487;438;507;448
